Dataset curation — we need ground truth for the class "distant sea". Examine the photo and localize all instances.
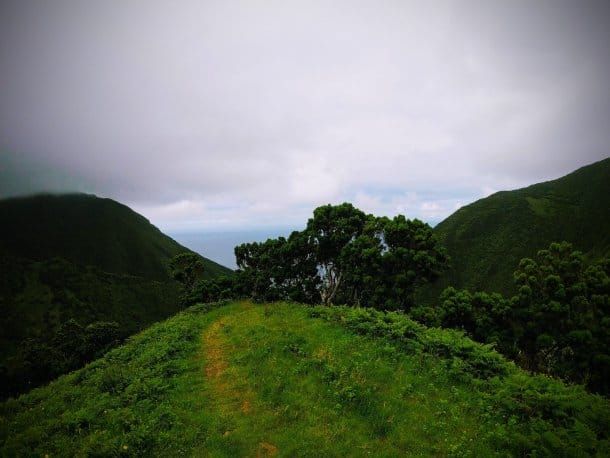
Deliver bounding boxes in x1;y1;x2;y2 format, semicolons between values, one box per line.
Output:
169;228;296;269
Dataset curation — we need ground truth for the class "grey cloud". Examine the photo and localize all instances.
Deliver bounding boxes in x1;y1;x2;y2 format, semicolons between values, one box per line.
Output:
1;0;609;229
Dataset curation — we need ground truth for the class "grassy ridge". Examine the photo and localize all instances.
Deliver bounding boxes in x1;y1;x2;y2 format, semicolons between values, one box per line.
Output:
2;302;608;456
420;157;610;302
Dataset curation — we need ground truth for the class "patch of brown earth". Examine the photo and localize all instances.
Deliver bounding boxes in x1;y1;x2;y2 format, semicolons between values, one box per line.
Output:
257;442;278;457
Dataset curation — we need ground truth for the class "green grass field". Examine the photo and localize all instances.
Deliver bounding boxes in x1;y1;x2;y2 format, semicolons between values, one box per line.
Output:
2;301;608;456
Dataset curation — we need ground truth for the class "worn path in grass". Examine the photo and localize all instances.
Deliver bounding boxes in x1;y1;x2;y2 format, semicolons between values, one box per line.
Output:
197;302;489;456
3;301;606;456
201;304;274;456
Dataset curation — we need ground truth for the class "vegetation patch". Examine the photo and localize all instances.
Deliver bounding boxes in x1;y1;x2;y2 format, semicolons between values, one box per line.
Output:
3;301;608;456
311;303;610;456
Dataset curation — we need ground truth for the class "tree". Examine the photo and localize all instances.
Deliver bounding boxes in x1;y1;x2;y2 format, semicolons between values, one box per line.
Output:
235;237;289;301
234;203;448;309
169;253;206;295
235;231;319;303
305;203;369;305
187;276;238;305
52;319;87;366
371;216;448;310
84;321;120;359
425;241;610;395
512;242;609;389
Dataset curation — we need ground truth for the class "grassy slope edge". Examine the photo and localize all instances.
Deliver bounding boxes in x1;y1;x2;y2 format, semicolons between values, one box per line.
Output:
1;302;608;456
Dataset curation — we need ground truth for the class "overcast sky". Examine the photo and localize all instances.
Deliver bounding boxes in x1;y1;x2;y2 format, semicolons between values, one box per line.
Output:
1;0;609;232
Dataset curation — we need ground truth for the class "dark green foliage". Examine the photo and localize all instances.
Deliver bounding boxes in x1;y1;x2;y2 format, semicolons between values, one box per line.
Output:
512;242;610;392
235;230;319;303
169;252;206;292
0;255;183;399
4;319;122;398
418;242;610;395
0;193;231;280
0;193;232;399
412;288;514;350
235;203;447;309
419;157;610;303
339;215;448;309
169;252;209;306
305;203;369;304
181;276;240;306
83;322;121;359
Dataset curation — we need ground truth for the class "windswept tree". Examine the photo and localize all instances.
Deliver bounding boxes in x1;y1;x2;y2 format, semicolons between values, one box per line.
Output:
305;203;369;304
369;216;448;310
234;203;448;310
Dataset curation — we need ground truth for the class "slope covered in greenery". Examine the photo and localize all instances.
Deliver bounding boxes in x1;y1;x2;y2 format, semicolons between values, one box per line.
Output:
0;255;181;362
2;301;608;456
421;158;610;300
0;193;231;280
0;193;232;398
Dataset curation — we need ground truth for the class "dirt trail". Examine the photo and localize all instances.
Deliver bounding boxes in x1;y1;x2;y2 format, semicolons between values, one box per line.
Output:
201;306;278;456
202;320;230;391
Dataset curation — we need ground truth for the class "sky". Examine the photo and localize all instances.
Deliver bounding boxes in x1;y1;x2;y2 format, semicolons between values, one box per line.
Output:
1;0;610;235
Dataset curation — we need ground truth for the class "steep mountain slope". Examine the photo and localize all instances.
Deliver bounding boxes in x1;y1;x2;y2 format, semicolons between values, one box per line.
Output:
422;158;610;300
1;301;608;456
0;193;232;399
0;193;231;280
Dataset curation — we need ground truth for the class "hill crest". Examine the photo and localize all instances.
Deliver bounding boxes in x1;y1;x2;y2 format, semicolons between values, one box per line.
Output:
0;192;231;280
422;157;610;299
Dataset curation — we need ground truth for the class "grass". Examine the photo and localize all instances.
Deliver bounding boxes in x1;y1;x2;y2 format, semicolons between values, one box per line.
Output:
2;301;609;456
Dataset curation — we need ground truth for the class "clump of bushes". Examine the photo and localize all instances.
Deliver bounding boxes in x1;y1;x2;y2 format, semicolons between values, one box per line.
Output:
309;305;511;379
413;242;610;395
3;319;121;399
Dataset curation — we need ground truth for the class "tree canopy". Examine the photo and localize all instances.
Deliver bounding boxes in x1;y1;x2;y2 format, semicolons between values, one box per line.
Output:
413;241;610;395
169;253;206;292
234;203;448;310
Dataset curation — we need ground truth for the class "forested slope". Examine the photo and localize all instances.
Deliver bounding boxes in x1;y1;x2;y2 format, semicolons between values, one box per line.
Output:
420;157;610;301
0;193;232;399
0;193;230;280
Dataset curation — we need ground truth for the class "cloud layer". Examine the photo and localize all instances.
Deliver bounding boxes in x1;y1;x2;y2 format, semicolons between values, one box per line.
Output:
1;0;609;230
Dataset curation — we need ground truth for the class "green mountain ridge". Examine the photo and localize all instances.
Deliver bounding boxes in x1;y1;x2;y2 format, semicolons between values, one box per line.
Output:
2;301;608;456
0;193;231;280
420;157;610;301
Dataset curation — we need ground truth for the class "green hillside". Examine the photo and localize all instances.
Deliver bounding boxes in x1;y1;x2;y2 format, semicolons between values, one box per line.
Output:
2;301;608;456
0;193;231;280
0;193;232;399
0;255;181;360
421;157;610;301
